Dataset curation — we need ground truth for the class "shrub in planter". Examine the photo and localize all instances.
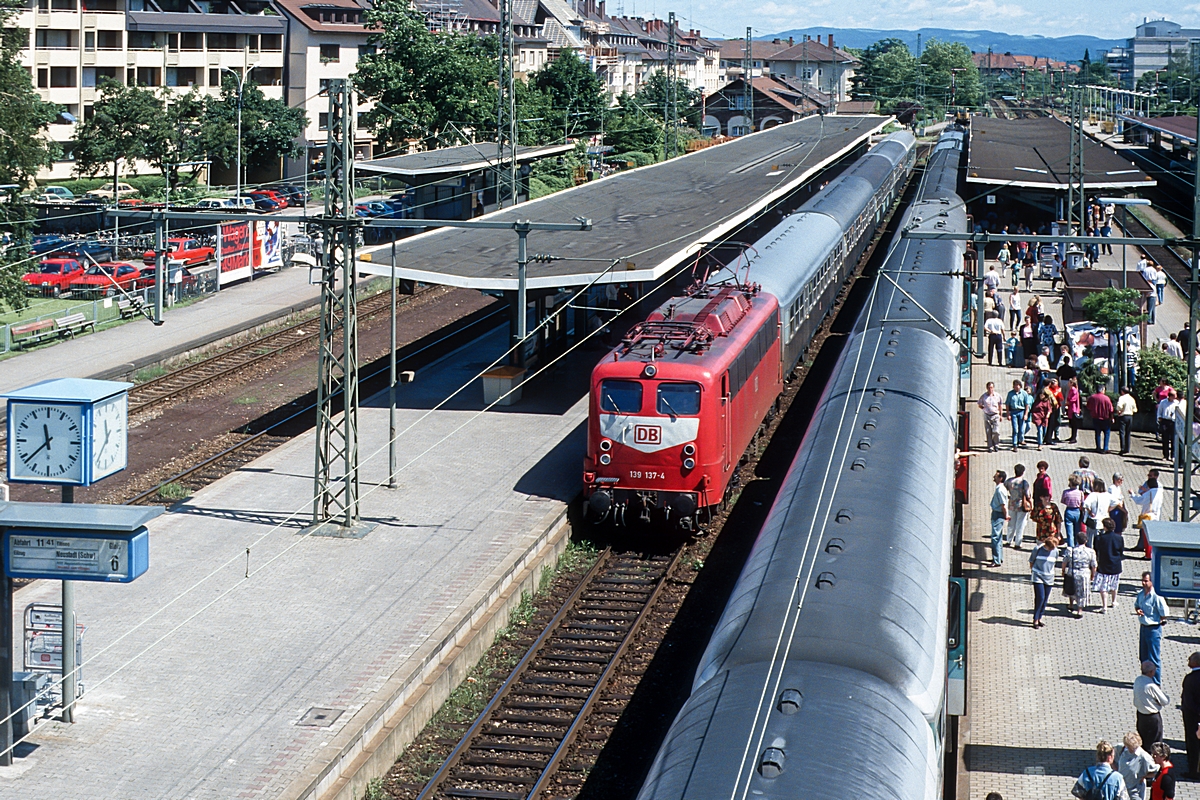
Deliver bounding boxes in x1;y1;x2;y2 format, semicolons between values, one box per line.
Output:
1134;346;1188;410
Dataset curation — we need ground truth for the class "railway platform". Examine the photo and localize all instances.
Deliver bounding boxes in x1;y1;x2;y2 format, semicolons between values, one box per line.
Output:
959;237;1196;798
0;323;601;799
0;264;321;399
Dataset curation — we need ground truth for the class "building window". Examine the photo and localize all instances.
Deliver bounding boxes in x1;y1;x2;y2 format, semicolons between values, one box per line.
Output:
35;29;76;49
207;32;238;51
50;66;76;88
95;66;120;85
84;31;95;51
50;0;77;9
261;34;282;51
246;34;259;52
320;43;339;62
166;67;198;87
357;112;368;128
357;44;375;58
135;66;159;86
37;68;48;89
255;66;282;86
319;77;330;94
318;112;329;130
128;30;157;49
179;31;201;50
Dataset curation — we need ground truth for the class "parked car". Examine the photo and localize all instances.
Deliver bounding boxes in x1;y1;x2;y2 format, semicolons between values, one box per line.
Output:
247;193;281;212
69;262;145;297
30;234;71;256
36;186;75;203
230;196;258;211
22;257;85;296
142;237;215;267
83;182;138;200
249;189;288;210
276;185;310;206
194;198;236;210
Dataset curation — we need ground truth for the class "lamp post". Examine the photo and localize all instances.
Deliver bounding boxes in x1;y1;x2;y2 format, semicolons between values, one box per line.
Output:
220;64;257;202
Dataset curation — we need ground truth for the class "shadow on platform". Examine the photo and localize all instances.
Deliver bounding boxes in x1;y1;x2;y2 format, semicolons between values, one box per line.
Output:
964;744;1094;776
1060;674;1133;690
513;418;586;501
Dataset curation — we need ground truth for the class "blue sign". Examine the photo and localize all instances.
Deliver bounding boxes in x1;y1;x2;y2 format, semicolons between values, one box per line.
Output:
4;528;149;583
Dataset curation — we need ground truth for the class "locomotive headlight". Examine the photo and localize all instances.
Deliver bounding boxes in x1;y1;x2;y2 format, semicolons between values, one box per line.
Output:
643;363;657;377
683;443;696;456
600;453;612;465
600;439;612;452
683;457;695;470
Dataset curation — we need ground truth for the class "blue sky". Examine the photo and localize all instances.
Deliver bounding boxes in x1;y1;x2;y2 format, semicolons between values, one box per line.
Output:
623;1;1200;42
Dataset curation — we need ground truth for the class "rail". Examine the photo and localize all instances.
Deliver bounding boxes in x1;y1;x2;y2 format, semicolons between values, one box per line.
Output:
413;547;681;800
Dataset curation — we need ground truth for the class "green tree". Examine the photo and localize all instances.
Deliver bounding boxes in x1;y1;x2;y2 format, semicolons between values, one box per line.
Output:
0;0;57;311
355;0;498;150
203;76;307;177
73;81;168;186
630;70;703;129
851;38;916;102
603;97;661;156
1135;346;1188;411
920;40;982;110
1082;287;1147;390
529;51;607;141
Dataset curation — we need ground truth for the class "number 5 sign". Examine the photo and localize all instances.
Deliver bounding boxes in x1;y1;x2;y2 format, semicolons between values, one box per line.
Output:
1146;521;1200;599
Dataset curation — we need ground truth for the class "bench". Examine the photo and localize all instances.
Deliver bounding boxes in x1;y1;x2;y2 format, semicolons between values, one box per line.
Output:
54;313;95;339
117;297;145;319
10;319;57;348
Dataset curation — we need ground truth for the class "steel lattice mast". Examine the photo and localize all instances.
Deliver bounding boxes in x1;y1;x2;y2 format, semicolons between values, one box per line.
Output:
313;78;361;529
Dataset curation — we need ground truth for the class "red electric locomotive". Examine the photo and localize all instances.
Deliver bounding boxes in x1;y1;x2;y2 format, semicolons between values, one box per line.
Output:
583;281;782;530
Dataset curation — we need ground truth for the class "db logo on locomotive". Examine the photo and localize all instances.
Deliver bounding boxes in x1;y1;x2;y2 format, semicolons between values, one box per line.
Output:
633;425;662;445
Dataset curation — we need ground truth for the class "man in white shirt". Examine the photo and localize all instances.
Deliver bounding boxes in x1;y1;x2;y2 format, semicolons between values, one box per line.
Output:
978;381;1003;452
1083;478;1112;547
984;314;1005;366
1167;334;1184;359
1134;659;1170;746
1158;390;1182;461
983;266;1001;293
1117;387;1138;455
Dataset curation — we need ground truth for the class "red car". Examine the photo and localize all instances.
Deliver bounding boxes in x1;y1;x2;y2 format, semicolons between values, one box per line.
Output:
142;237;215;267
69;262;146;297
249;189;289;210
22;258;85;296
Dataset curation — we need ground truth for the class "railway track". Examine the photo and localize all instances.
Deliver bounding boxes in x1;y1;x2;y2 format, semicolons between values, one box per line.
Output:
128;285;434;415
124;303;507;506
1120;210;1192;291
415;548;680;800
0;284;435;469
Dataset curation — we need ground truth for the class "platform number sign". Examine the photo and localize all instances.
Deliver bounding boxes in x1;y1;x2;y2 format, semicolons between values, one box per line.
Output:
4;379;131;486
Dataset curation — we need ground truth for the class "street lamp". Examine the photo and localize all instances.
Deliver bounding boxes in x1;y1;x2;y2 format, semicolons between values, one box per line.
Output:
220;64;257;202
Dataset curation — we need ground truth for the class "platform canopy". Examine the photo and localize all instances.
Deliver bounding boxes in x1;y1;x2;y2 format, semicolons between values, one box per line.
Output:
356;114;889;291
356;142;576;179
967;117;1155;190
1120;114;1198;145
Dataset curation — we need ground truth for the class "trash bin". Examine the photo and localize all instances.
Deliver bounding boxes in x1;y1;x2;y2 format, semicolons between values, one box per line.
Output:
10;672;45;738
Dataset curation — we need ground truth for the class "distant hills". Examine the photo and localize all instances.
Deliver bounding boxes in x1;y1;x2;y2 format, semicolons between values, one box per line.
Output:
764;27;1124;63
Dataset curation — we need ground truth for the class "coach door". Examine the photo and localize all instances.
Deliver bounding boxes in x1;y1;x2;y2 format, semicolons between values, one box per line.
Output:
722;371;732;472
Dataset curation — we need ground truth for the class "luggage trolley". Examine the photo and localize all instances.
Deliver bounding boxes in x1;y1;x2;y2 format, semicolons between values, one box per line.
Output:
1037;244;1058;279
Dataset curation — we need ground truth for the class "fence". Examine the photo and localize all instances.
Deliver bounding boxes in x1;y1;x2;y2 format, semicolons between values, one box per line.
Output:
1;262;221;354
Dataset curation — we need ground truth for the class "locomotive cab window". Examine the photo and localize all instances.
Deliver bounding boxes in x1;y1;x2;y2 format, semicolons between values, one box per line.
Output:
599;379;642;414
657;382;701;416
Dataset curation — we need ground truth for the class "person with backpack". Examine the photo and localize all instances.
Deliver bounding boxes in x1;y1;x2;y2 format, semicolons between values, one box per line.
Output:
1073;741;1128;800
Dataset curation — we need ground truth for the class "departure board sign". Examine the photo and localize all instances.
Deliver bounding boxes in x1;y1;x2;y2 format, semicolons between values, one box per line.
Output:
4;528;148;583
1146;521;1200;600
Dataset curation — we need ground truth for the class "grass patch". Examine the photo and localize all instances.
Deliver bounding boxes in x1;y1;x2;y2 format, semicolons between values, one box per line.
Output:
1130;207;1175;240
156;482;191;501
134;364;167;382
234;395;260;405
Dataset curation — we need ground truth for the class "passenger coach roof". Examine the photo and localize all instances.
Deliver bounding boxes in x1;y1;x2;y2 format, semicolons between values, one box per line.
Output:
745;212;843;309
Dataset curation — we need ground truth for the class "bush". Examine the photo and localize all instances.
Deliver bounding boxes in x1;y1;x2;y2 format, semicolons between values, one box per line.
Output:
528;177;555;200
617;150;658;168
1134;346;1188;411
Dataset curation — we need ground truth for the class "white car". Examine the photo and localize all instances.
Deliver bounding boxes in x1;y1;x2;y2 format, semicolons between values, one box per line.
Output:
230;197;257;211
194;198;236;209
83;182;138;200
37;186;75;203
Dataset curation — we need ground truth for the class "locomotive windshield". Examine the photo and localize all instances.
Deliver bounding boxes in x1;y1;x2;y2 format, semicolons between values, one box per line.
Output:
599;380;642;414
656;382;700;416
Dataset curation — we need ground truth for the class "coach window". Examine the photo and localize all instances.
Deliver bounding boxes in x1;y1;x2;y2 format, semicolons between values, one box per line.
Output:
657;382;701;416
599;379;642;414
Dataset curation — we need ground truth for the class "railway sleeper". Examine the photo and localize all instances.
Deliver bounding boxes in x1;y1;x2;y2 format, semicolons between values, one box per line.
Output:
562;622;627;633
485;726;565;739
549;643;619;655
511;688;591;700
472;741;559;755
443;788;526;800
554;631;622;642
521;675;599;687
503;701;584;712
490;711;574;724
528;663;605;674
447;773;536;785
538;652;610;664
460;754;548;769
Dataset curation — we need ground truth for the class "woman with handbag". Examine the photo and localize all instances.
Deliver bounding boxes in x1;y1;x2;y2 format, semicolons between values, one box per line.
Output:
1029;534;1060;629
1063;529;1097;618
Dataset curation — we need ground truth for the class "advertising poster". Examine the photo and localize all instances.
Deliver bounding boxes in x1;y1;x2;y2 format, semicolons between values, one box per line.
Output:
218;221;252;286
254;220;283;270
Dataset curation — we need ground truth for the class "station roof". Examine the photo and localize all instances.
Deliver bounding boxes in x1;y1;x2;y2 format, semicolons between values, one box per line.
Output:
1120;114;1198;145
967;117;1155;190
356;114;889;290
356;142;576;178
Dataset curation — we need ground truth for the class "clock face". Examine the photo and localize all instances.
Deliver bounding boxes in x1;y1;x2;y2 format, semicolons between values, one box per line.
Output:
91;392;128;480
10;403;84;483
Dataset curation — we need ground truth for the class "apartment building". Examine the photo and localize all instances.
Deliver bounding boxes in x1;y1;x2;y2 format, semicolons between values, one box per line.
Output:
1113;19;1200;87
18;0;288;181
718;35;857;102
